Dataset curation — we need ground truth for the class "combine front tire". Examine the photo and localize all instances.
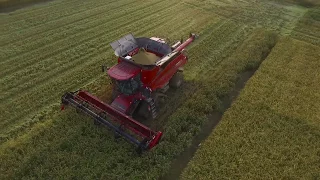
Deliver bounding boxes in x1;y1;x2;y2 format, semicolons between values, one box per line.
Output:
169;72;183;89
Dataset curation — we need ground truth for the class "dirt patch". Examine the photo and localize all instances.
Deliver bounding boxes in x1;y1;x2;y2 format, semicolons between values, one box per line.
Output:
160;70;257;180
0;0;53;13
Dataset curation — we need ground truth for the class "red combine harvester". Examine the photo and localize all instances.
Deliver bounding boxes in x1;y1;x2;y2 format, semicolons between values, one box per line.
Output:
61;33;197;152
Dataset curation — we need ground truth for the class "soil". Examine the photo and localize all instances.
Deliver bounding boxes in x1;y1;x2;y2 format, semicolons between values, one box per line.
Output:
160;70;256;180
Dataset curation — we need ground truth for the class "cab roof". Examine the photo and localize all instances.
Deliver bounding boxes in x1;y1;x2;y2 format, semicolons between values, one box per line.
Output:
107;61;141;81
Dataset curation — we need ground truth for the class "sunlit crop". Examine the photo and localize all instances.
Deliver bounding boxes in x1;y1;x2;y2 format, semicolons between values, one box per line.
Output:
181;37;320;180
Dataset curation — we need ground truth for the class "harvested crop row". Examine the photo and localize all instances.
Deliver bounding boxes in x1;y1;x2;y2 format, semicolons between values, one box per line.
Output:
0;0;136;47
0;1;182;99
0;2;214;140
0;0;155;57
0;0;173;71
181;37;320;179
0;0;109;30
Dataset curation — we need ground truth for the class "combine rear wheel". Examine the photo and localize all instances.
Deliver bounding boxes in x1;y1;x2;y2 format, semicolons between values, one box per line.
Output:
137;101;151;119
169;72;183;88
136;93;159;120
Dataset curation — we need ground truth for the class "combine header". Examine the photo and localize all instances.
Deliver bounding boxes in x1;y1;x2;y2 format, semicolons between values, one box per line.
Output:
61;33;197;153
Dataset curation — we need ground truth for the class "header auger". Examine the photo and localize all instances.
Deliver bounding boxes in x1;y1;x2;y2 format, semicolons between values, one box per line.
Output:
61;33;197;153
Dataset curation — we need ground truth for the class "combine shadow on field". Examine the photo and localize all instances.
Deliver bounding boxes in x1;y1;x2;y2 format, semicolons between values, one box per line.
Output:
134;80;199;131
161;69;258;180
0;0;53;13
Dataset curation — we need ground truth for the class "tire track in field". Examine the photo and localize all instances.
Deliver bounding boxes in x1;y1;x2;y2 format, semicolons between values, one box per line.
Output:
0;0;131;45
0;3;186;102
0;0;172;76
0;2;196;130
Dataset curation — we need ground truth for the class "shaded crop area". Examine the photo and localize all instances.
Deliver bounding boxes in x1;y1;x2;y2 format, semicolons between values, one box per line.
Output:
181;37;320;179
1;0;319;179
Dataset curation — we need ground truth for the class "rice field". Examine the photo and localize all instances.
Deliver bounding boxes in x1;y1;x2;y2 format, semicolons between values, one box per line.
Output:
181;37;320;179
0;0;319;179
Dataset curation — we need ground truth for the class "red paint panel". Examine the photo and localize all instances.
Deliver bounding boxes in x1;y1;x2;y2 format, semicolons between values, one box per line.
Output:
76;91;155;138
107;61;141;80
150;54;187;90
141;66;160;85
110;94;135;113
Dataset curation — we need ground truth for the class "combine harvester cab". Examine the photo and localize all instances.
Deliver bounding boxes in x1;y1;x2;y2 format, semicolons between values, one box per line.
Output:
61;33;197;153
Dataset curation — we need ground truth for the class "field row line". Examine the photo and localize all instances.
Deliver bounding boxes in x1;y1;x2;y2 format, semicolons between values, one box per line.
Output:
0;0;133;45
0;2;177;78
0;0;174;77
0;4;187;103
0;0;118;28
290;31;320;46
0;0;78;21
1;9;212;138
0;2;179;95
0;3;194;129
0;0;150;62
292;27;320;39
1;8;208;101
187;22;246;80
0;0;91;31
